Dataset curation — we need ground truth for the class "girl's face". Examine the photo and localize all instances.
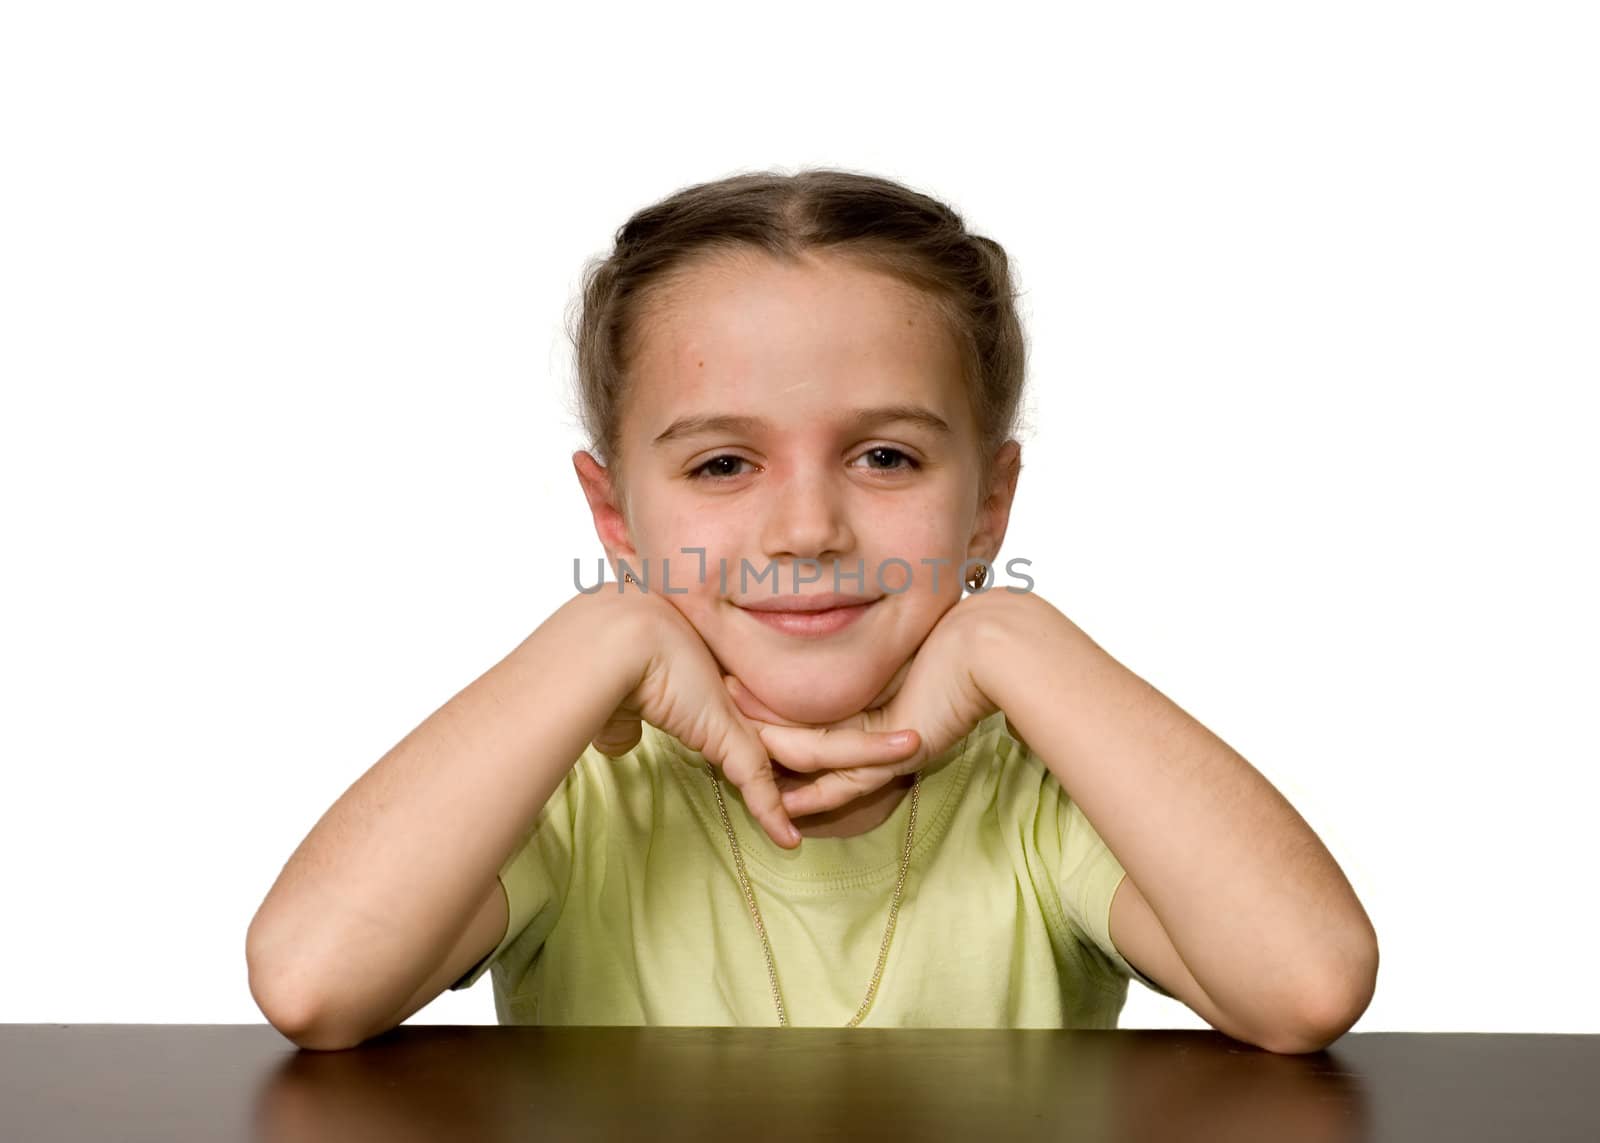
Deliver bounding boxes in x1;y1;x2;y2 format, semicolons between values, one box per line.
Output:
576;248;1020;727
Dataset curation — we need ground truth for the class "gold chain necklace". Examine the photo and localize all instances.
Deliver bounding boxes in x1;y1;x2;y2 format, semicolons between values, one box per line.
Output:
704;765;920;1027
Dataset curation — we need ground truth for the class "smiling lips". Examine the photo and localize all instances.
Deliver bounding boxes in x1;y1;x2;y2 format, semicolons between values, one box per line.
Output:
735;596;879;638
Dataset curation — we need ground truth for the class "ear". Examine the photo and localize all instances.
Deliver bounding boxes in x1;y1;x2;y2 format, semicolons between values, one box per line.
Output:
572;450;640;574
966;439;1022;565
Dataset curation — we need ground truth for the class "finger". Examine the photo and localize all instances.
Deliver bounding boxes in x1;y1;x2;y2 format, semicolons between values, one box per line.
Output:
714;721;802;849
770;761;811;795
781;766;907;818
591;716;643;758
755;722;920;774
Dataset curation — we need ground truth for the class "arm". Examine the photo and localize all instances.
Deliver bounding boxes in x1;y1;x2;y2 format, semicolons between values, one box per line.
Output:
245;590;644;1050
982;592;1378;1053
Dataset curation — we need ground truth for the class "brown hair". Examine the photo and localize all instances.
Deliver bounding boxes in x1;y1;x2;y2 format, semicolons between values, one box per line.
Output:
567;167;1030;507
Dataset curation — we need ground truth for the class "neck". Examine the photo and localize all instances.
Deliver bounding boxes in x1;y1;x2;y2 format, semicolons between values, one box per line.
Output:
791;773;916;839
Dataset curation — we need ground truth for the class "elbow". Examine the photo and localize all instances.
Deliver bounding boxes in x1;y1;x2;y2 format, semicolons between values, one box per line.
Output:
255;983;374;1052
248;937;373;1052
1265;936;1381;1055
250;974;356;1051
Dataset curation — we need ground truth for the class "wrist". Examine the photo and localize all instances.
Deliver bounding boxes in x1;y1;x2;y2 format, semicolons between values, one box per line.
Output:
963;588;1065;707
536;587;658;689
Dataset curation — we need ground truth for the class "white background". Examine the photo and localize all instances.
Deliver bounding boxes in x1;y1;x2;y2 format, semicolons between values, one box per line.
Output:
2;1;1595;1034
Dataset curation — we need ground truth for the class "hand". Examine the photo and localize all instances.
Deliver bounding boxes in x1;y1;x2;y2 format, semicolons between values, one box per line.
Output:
585;581;923;848
723;593;1002;819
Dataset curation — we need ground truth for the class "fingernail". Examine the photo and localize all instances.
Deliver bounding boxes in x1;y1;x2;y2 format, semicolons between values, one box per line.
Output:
891;731;915;744
787;824;802;845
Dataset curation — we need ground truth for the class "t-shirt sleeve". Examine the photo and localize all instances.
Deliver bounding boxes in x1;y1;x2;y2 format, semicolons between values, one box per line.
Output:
447;759;582;993
1058;794;1178;1000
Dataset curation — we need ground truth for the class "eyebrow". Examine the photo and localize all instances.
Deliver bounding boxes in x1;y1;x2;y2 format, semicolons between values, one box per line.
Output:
651;404;953;447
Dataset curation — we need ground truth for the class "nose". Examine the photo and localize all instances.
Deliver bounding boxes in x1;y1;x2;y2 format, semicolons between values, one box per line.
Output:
759;460;857;568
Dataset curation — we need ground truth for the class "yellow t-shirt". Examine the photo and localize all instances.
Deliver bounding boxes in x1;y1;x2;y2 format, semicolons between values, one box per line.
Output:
450;709;1173;1026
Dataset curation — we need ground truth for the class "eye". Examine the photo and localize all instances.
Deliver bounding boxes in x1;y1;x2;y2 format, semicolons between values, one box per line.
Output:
688;454;753;481
853;447;921;473
688;448;921;482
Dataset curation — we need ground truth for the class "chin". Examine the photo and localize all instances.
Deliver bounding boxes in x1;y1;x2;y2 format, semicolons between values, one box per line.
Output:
736;672;889;728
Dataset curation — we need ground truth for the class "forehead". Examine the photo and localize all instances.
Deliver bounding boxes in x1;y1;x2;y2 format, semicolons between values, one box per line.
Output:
626;248;970;434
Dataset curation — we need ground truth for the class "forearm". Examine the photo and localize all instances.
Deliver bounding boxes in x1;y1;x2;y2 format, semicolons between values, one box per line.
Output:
245;591;639;1042
983;593;1377;1041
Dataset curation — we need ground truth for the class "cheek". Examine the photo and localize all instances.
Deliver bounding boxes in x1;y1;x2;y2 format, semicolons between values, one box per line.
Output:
860;484;965;550
660;526;745;596
631;496;734;572
641;491;963;592
867;518;963;570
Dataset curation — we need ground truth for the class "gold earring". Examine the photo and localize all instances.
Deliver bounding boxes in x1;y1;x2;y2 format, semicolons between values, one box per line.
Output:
967;564;987;591
623;570;635;585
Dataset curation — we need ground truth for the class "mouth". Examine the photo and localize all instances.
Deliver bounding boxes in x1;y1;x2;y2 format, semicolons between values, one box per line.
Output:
734;598;879;638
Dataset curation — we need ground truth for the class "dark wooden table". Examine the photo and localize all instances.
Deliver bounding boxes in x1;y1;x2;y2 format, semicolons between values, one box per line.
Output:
3;1025;1597;1141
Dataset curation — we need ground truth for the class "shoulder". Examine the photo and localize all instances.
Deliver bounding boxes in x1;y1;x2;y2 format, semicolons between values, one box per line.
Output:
514;726;684;845
961;709;1060;803
563;722;688;787
557;721;706;829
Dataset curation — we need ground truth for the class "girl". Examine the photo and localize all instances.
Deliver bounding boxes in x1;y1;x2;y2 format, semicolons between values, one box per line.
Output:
246;169;1378;1051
